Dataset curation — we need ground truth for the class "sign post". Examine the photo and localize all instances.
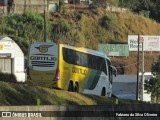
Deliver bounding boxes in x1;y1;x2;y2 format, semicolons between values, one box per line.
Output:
136;34;140;100
137;35;144;101
140;36;144;101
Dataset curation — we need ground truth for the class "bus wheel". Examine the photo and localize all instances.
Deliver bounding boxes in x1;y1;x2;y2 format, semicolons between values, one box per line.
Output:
68;81;73;92
74;82;79;92
101;87;106;96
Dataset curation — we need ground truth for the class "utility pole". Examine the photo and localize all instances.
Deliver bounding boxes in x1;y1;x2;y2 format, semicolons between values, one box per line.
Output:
141;37;144;101
136;34;140;100
44;10;47;42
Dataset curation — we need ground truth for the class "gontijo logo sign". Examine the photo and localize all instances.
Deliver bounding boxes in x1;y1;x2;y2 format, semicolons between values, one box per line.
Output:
30;44;57;68
35;45;53;53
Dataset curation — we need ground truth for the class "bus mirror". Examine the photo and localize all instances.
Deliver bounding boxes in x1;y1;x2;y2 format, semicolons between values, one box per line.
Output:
110;65;117;77
114;69;117;77
113;68;117;77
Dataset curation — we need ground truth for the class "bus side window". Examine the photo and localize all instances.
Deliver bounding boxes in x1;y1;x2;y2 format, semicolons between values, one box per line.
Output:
102;60;107;75
99;58;107;75
88;54;93;69
62;48;68;62
81;53;88;67
63;48;75;64
92;56;97;70
75;53;80;65
106;59;112;83
109;66;113;84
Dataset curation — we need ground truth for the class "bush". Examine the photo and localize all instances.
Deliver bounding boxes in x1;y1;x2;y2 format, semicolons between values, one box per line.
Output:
51;18;75;43
101;14;117;31
0;73;17;83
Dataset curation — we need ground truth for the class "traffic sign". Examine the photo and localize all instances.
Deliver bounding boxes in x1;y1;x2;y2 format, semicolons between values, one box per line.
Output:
139;36;144;44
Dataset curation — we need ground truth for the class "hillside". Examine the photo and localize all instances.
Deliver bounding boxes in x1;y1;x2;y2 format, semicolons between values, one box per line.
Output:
50;6;160;74
1;4;160;74
0;81;146;105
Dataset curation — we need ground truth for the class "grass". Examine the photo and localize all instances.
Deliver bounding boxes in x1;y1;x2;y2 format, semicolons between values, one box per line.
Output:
0;81;149;106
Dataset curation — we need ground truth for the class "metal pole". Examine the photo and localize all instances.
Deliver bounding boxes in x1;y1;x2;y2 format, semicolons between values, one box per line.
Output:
44;10;47;42
141;42;144;101
136;34;140;100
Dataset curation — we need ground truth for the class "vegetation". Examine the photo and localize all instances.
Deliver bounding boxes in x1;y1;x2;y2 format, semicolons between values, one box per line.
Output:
0;81;147;105
117;0;160;22
0;1;160;74
0;73;17;83
145;56;160;103
0;10;52;55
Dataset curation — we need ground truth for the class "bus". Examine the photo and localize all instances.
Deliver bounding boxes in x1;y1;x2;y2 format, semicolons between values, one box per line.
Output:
28;42;116;97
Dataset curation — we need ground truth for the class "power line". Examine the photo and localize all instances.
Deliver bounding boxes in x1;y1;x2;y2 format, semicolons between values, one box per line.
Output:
115;59;143;69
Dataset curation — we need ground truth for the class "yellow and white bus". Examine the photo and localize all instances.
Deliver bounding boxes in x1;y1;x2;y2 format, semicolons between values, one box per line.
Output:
28;42;116;97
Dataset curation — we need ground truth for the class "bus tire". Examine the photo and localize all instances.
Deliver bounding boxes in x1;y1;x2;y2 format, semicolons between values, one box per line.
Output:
101;87;106;96
68;81;73;92
74;82;79;92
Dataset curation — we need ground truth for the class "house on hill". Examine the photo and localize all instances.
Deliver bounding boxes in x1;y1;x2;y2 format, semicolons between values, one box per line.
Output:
0;0;60;15
12;0;59;14
80;0;93;5
68;0;93;5
0;0;8;15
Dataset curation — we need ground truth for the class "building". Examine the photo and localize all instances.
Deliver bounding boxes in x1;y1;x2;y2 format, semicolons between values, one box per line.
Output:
68;0;93;5
13;0;59;14
0;36;26;82
0;0;8;15
79;0;93;5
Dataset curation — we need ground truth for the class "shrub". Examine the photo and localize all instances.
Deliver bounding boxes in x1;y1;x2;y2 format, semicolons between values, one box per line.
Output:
0;73;17;83
101;14;117;31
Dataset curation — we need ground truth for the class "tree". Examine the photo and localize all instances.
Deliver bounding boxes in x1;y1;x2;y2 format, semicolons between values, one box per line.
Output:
117;0;160;22
8;0;14;13
8;0;13;6
145;56;160;103
149;0;160;22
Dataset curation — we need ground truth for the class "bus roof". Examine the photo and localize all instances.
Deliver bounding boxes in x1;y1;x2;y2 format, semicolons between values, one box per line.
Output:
30;42;111;61
60;43;110;60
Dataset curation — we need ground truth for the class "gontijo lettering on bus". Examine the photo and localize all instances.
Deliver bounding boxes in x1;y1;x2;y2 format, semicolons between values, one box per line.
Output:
72;67;88;75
